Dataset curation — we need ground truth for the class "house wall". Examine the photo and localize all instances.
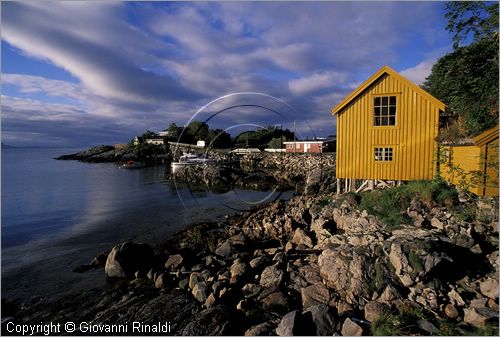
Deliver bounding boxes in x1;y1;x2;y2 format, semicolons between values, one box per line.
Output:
285;143;322;153
336;73;440;180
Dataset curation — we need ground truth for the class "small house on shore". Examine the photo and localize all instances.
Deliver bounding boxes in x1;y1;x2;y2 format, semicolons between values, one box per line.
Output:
283;139;336;153
440;126;499;196
331;65;446;193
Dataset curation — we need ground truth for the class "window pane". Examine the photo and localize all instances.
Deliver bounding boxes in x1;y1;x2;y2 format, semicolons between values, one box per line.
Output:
389;106;396;117
382;97;388;105
374;117;380;126
389;116;396;125
389;96;396;105
374;97;380;106
382;106;388;115
374;107;380;116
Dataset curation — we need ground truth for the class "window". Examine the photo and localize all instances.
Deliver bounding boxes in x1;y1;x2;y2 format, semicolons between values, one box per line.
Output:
374;95;396;126
375;147;393;161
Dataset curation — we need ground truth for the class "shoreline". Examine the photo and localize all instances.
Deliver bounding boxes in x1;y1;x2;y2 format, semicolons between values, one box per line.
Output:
3;188;499;335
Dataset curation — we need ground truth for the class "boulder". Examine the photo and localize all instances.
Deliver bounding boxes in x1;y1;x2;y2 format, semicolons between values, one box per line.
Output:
230;259;247;279
250;256;266;269
341;318;363;336
444;303;459;319
260;263;284;288
104;242;155;278
463;307;498;328
242;283;262;298
276;310;299;336
244;323;273;336
154;273;168;289
165;254;183;270
204;293;216;308
215;241;235;257
364;301;389;322
192;282;208;303
291;228;313;248
189;272;204;290
181;305;233;335
303;304;336;336
430;217;444;230
301;284;330;309
479;278;499;299
90;252;108;268
261;291;288;312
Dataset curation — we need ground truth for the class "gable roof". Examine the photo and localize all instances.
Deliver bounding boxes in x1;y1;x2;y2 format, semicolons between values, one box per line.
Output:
472;125;499;146
331;65;446;115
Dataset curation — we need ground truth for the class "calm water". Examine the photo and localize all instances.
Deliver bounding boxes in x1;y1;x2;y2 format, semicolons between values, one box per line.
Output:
1;148;289;300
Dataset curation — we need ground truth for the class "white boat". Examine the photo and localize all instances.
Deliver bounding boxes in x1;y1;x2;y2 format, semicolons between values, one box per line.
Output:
120;160;146;169
171;153;216;172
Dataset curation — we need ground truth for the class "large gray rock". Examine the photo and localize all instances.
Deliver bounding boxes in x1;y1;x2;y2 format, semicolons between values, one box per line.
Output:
276;310;299;336
230;259;247;279
192;282;208;303
464;307;499;327
245;323;273;336
341;318;363;336
215;241;235;257
104;242;155;278
260;263;284;288
303;304;336;336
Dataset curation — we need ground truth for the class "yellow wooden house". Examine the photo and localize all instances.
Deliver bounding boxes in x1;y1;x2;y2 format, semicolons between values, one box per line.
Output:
331;65;446;193
440;126;499;196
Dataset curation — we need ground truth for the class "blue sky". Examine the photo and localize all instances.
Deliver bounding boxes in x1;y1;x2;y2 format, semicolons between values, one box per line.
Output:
1;1;453;147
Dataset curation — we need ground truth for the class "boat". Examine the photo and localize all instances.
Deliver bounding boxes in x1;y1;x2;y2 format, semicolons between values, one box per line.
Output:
171;153;216;173
120;160;146;169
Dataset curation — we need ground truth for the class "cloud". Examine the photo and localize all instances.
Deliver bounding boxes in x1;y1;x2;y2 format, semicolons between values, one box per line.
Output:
1;1;450;147
400;59;436;85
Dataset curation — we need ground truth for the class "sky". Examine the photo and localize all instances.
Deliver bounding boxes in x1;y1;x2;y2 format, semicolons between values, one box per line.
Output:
1;1;453;148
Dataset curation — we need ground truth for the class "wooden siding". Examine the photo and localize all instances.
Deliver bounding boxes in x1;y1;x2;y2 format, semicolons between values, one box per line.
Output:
334;71;441;181
441;126;499;196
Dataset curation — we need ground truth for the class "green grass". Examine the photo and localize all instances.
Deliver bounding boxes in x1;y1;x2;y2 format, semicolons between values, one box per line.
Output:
408;251;423;277
358;179;459;230
371;314;403;336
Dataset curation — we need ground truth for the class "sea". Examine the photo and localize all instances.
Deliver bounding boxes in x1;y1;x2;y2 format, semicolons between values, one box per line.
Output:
1;147;290;300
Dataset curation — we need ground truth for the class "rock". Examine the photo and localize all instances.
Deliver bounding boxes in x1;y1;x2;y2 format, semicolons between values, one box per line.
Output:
104;242;155;278
154;273;168;289
444;303;459;319
470;297;488;309
336;300;354;316
204;293;216;308
273;252;287;263
341;318;363;336
301;284;330;309
189;272;204;290
379;285;401;302
90;252;108;268
250;256;265;269
181;305;233;335
417;320;438;334
448;289;466;307
303;304;336;336
261;291;288;312
285;242;294;253
72;264;92;273
364;301;389;322
276;310;299;336
430;217;444;230
298;264;323;285
165;254;183;270
242;283;262;298
463;307;498;327
245;323;273;336
260;263;284;288
480;278;499;299
230;259;247;279
291;228;313;248
147;268;154;281
215;241;235;257
192;282;208;303
179;277;189;290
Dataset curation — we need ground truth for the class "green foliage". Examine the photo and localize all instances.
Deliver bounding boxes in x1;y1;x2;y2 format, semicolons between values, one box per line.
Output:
371;314;403;336
408;251;423;277
207;128;232;149
424;3;498;139
167;122;180;139
232;126;294;149
139;130;156;139
374;260;386;291
445;1;499;49
358;180;459;230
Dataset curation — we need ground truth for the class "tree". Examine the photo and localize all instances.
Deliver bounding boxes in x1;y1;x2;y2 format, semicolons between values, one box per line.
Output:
445;1;498;48
139;130;156;139
167;123;180;139
423;2;498;139
185;121;209;142
207;129;232;149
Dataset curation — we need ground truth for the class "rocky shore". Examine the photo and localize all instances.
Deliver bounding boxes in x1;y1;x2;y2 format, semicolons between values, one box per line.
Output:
3;185;498;336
